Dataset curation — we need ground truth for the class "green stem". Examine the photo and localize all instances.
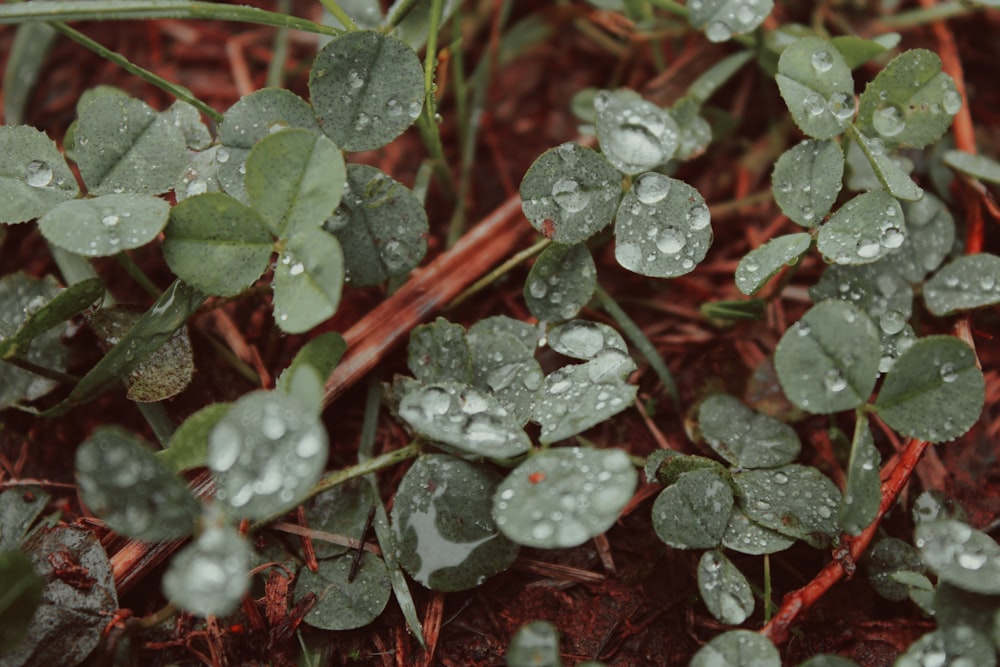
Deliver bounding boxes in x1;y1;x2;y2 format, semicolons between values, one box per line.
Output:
878;1;973;29
447;237;551;309
2;357;79;384
309;442;421;498
51;22;221;120
136;401;176;446
595;286;680;412
0;0;342;37
314;0;357;31
265;0;290;89
645;0;687;19
384;0;420;29
763;553;774;623
116;252;162;299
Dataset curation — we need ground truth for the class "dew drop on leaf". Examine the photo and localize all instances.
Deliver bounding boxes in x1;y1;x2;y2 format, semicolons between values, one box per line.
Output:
633;172;671;204
939;363;958;383
687;203;710;230
24;160;53;187
705;21;732;42
942;89;962;115
656;226;686;254
551;177;589;213
811;49;834;72
873;105;906;138
879;310;906;335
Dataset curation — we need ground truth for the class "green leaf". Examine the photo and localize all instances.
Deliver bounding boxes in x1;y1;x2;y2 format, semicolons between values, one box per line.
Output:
652;468;733;549
524;243;596;322
208;390;329;519
883;193;955;283
849;128;924;201
272;227;344;333
839;416;881;535
933;582;1000;641
924;254;1000;315
162;522;251;617
875;336;985;443
2;22;57;125
809;262;914;325
774;300;880;414
245;129;345;238
944;150;1000;184
614;174;712;278
722;507;795;555
697;550;754;625
0;273;68;409
689;630;781;667
323;164;428;286
216;88;321;204
698;394;801;468
310;30;424;152
0;125;78;224
505;621;561;667
799;656;861;667
55;280;205;411
532;353;637;443
771;139;844;227
687;0;774;43
776;37;855;140
158;402;231;473
87;305;195;402
468;328;543;426
174;145;223;202
407;317;472;384
392;454;518;591
735;464;842;547
669;97;713;160
303;479;375;560
295;552;392;630
162;192;273;297
163;100;213;151
276;331;346;414
397;381;531;459
519;142;620;244
74;95;187;196
0;551;43;653
831;34;892;69
469;316;540;353
857;49;962;149
0;487;49;551
0;277;102;360
547;320;626;361
493;447;636;549
11;526;117;666
39;193;170;257
76;427;199;541
594;90;679;174
736;233;811;295
386;0;459;50
867;537;927;602
817;190;905;265
913;489;969;525
895;627;996;667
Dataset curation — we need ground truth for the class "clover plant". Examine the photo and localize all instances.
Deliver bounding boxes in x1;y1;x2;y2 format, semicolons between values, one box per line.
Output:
1;0;999;664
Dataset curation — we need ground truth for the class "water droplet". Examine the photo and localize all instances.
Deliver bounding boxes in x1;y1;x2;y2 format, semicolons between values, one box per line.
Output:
289;262;305;276
743;257;759;273
942;89;962;115
879;310;906;335
687;203;710;230
102;214;120;228
216;148;230;164
558;322;606;358
956;550;986;570
824;368;847;393
549;379;572;395
24;160;53;187
735;4;755;25
797;322;812;336
857;240;881;259
420;386;452;417
828;92;856;120
186;179;208;197
633;172;671;204
939;363;959;383
460;389;489;415
551;177;589;213
348;70;365;89
587;348;632;383
873;104;906;138
774;472;788;484
656;226;686;254
705;21;732;42
803;93;826;117
881;226;905;249
811;50;833;73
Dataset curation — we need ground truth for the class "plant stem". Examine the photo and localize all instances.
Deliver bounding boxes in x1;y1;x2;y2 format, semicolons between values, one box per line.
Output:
50;22;218;120
448;237;550;309
136;402;176;447
595;286;680;412
308;442;421;497
0;0;342;37
2;357;79;384
878;1;973;29
314;0;357;32
384;0;420;29
116;252;162;299
265;0;290;89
